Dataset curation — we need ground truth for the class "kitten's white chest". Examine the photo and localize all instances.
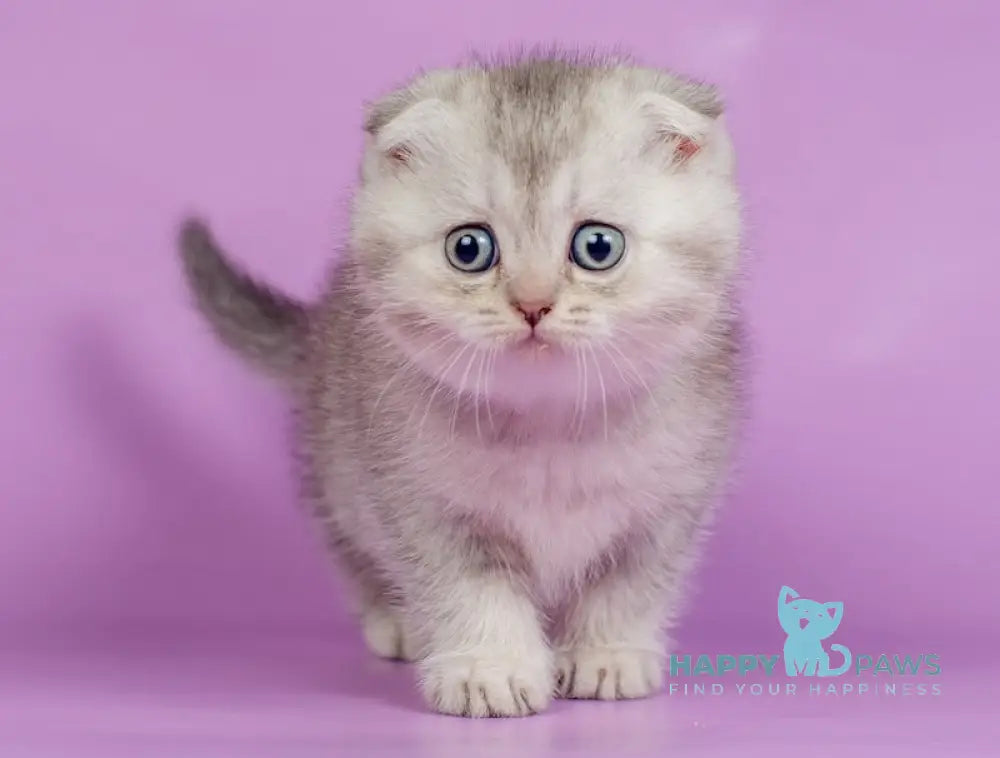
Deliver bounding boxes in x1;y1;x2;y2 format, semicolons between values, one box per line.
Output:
441;434;661;595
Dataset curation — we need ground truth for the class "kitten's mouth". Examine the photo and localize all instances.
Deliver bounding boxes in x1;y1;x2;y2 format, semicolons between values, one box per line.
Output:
511;333;557;359
517;332;550;346
799;618;809;630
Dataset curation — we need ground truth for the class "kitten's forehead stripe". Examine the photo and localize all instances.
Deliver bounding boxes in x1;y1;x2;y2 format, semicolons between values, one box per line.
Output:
484;60;600;193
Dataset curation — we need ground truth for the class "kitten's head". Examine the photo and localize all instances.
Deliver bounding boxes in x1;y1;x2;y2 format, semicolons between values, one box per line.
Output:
778;587;845;640
350;54;741;409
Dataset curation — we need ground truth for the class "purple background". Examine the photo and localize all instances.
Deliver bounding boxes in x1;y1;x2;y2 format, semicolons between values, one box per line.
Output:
1;1;996;755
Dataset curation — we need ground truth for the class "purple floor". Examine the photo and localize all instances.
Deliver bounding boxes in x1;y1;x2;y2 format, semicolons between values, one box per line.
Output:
0;624;990;757
2;1;998;755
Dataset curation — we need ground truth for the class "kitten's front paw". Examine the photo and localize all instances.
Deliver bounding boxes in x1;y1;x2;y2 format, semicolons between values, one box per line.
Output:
555;646;664;700
420;650;553;717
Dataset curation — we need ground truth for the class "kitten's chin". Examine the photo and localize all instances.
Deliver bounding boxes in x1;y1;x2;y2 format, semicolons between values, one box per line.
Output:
486;341;634;410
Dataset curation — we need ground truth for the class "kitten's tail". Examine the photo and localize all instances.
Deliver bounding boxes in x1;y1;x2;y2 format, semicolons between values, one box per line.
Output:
177;218;308;382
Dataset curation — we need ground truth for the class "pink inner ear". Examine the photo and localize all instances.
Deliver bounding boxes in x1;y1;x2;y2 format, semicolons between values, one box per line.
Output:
387;144;412;164
676;137;700;159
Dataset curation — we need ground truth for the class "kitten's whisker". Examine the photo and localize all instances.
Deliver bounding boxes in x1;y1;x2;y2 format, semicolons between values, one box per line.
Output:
473;348;486;442
367;331;455;437
577;343;590;440
402;376;438;439
450;347;480;439
586;343;609;442
485;346;497;432
569;346;579;436
570;345;583;440
597;342;639;421
605;339;665;426
414;343;471;441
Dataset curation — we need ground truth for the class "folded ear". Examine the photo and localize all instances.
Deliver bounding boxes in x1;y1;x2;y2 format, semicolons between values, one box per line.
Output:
637;92;718;163
363;96;458;168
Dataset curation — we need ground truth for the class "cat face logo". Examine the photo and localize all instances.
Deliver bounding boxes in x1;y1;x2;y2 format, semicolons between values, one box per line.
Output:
778;586;852;677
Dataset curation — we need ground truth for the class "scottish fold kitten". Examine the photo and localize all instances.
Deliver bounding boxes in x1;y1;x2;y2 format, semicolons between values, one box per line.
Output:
179;53;742;717
778;586;852;677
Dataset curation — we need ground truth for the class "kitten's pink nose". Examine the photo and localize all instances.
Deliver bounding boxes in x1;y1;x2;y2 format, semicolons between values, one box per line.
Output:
799;618;809;630
514;301;552;328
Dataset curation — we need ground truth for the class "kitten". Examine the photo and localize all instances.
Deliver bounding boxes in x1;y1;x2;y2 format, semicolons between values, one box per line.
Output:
778;586;852;677
179;53;743;717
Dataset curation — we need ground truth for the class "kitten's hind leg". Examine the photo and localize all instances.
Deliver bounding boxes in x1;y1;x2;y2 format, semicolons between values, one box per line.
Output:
327;534;421;661
360;595;421;662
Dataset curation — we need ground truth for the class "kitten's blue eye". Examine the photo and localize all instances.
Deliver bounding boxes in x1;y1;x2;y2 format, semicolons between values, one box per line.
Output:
570;223;626;271
445;225;497;273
